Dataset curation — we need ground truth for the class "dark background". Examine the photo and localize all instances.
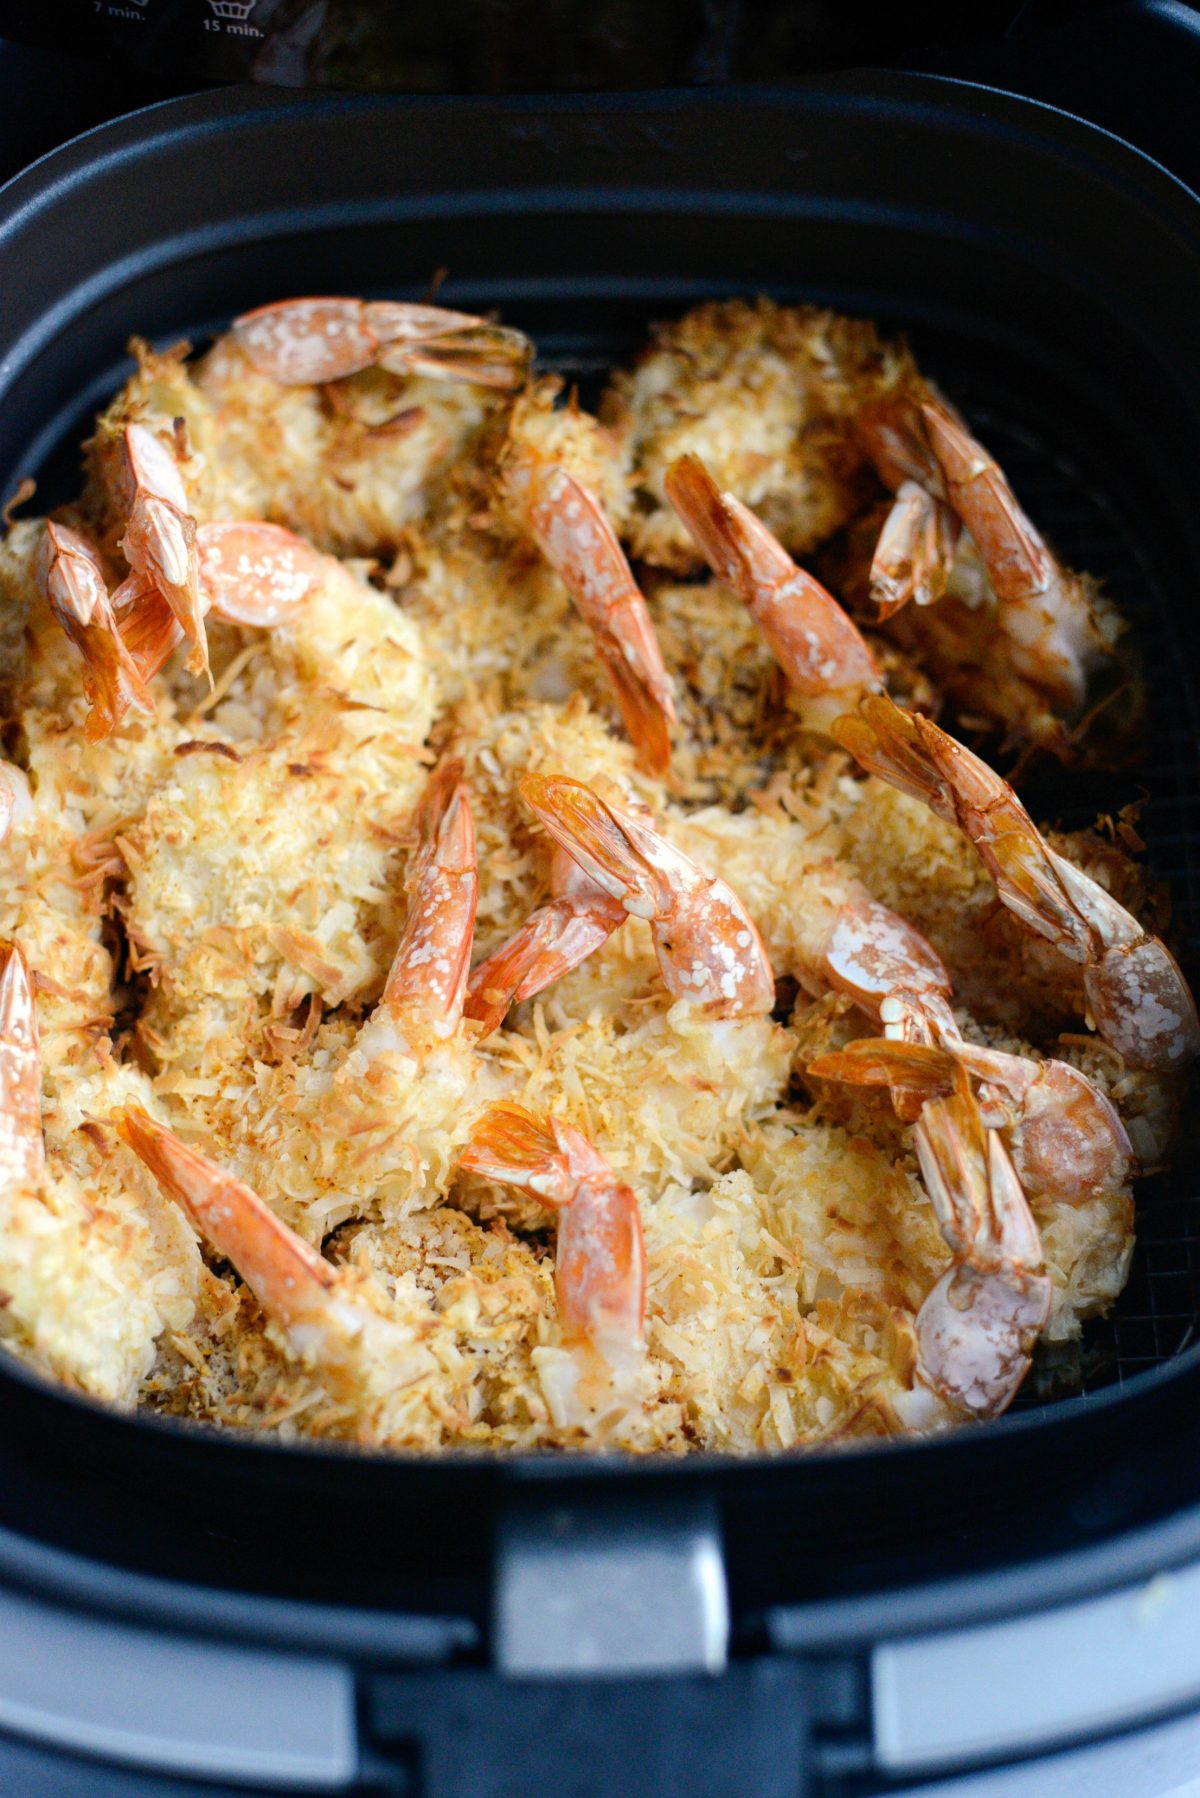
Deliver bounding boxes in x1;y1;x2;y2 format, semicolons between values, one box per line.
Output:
1;1;1198;193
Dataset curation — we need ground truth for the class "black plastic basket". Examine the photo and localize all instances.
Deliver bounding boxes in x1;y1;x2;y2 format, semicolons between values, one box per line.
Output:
1;76;1199;1674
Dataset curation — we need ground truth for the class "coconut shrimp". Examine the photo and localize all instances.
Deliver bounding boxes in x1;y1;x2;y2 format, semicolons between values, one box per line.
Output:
461;1103;649;1426
868;397;1114;708
116;1105;474;1446
85;304;532;563
0;945;204;1403
518;775;774;1016
446;769;794;1196
835;696;1200;1070
845;382;1125;747
204;301;531;555
220;761;505;1242
56;515;437;741
122;530;438;1104
647;1077;1048;1442
781;1038;1053;1426
808;1030;1135;1341
421;709;784;1191
462;739;661;1036
432;688;663;967
1;518;181;1100
639;1132;936;1451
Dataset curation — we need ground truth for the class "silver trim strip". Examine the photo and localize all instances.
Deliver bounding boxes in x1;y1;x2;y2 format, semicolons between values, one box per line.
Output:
874;1559;1200;1773
0;1584;356;1787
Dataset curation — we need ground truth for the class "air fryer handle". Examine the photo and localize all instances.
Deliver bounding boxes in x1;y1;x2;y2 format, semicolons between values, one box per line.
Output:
356;1499;813;1798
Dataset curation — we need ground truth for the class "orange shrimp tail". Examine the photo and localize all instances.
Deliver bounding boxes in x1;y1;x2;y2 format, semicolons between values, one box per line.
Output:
808;1038;956;1093
112;574;183;685
831;695;951;816
463;917;555;1036
518;774;656;914
120;425;208;681
556;1173;646;1352
663;454;742;586
38;522;154;740
116;1107;333;1329
854;389;944;495
382;322;533;391
869;482;959;619
77;613;153;742
233;297;533;390
526;465;675;773
666;453;879;701
601;647;674;776
915;1065;1041;1270
458;1102;572;1206
464;896;622;1036
384;763;478;1025
920;400;1052;608
409;757;468;872
461;1104;646;1352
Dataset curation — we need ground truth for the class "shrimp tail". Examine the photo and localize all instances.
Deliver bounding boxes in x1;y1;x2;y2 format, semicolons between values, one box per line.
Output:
460;1104;645;1357
116;1107;334;1334
665;453;880;725
37;522;156;740
382;761;479;1027
870;481;960;619
524;465;676;773
458;1100;579;1206
913;1068;1051;1418
464;886;625;1037
920;398;1103;710
232;298;533;390
119;425;207;680
836;695;1200;1070
519;773;775;1017
808;1037;956;1096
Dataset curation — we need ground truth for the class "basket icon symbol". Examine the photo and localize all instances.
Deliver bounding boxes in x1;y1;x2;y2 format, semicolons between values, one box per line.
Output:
208;0;256;18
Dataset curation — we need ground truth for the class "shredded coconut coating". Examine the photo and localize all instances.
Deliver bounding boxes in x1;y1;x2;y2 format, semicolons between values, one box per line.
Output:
0;296;1182;1452
599;299;877;573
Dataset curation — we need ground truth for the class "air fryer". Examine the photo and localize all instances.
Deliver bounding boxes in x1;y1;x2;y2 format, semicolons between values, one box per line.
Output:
0;21;1198;1798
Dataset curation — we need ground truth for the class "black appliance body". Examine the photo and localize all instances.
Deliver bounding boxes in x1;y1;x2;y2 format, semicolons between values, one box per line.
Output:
1;71;1200;1798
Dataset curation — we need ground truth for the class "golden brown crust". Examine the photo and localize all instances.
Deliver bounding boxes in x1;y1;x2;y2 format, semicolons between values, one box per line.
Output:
0;297;1174;1452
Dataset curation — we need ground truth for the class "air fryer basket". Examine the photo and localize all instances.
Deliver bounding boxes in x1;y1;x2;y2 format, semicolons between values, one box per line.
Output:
1;80;1200;1632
